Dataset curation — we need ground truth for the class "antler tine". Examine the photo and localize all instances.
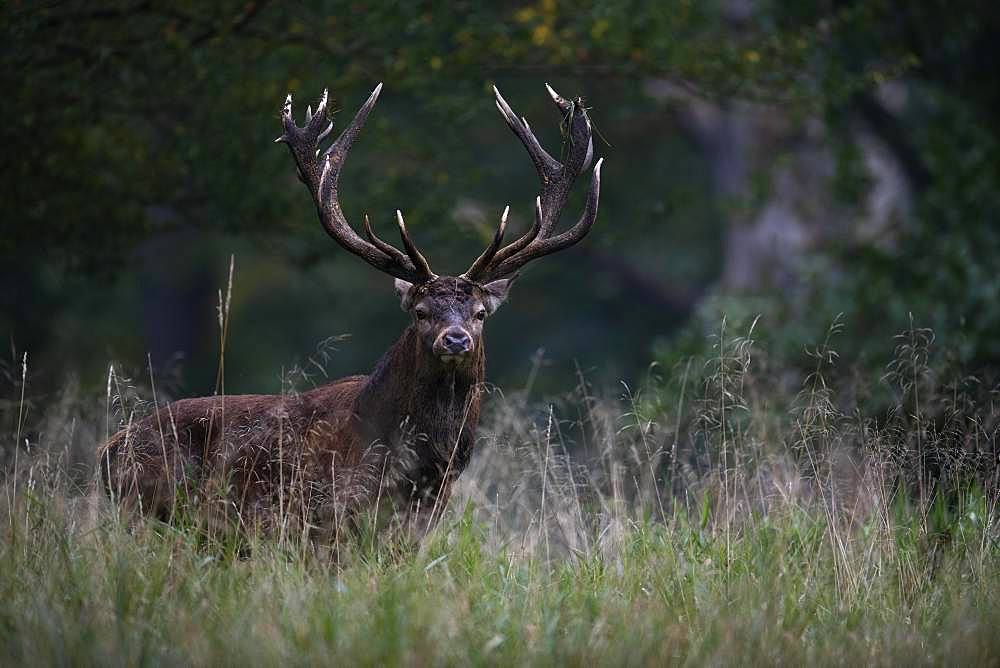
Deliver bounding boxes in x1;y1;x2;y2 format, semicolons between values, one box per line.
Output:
464;200;541;281
277;84;436;284
480;158;603;283
465;85;603;282
396;210;437;279
544;82;574;114
490;196;542;267
320;84;380;167
493;85;560;180
460;205;510;281
364;213;411;264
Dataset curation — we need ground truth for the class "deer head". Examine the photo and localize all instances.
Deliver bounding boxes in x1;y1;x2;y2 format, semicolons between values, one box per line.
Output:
276;83;603;367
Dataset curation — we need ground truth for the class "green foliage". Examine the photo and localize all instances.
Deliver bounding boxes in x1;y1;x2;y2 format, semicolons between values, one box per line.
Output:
4;0;1000;399
657;85;1000;391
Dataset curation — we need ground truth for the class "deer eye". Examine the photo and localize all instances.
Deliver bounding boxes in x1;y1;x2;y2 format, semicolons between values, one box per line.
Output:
475;309;487;321
415;308;428;321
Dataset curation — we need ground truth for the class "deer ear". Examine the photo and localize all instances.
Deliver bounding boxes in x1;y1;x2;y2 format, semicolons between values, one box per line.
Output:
394;278;416;311
482;278;514;314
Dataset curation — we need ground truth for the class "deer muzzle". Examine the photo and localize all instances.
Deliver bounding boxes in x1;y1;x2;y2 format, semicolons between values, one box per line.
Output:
435;327;473;359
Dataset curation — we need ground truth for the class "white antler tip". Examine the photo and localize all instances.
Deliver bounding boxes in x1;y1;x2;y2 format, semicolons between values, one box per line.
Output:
595;156;604;175
396;209;405;227
493;85;511;109
544;82;559;100
501;205;510;222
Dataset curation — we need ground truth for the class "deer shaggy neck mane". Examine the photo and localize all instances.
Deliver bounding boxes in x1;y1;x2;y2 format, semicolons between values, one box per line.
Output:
358;319;485;469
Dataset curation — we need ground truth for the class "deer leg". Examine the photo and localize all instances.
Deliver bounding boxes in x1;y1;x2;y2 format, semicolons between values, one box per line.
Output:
399;477;456;544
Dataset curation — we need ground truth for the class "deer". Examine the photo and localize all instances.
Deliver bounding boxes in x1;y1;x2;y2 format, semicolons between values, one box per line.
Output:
98;82;603;542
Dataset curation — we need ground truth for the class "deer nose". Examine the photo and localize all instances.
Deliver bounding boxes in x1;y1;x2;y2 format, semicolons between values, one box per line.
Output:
441;328;472;354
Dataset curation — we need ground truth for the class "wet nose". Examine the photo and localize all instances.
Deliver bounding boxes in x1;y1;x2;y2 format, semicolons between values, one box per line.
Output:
442;328;472;354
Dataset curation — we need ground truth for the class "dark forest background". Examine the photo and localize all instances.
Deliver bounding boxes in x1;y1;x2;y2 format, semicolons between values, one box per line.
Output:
3;0;999;404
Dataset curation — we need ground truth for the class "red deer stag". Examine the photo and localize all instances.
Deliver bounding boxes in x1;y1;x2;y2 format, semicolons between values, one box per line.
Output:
99;83;603;538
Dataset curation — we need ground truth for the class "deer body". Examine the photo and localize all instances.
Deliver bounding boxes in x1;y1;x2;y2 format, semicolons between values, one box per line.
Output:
99;83;604;538
101;308;482;532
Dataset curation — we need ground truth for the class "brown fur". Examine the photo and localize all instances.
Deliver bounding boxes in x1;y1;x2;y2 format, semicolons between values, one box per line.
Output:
98;278;490;538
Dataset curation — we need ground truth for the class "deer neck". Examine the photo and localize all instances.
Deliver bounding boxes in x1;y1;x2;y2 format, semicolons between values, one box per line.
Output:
356;325;484;454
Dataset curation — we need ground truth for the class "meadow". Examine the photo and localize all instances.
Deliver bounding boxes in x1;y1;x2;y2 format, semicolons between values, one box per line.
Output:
2;318;998;666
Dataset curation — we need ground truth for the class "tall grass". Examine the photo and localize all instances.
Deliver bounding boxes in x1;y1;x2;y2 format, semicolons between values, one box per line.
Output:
1;317;998;665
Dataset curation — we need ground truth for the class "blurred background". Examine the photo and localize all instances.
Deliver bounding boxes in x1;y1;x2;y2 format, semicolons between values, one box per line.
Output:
3;0;999;403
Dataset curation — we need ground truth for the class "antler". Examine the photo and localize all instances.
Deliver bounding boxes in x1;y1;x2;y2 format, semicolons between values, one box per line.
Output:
462;84;603;283
276;84;437;284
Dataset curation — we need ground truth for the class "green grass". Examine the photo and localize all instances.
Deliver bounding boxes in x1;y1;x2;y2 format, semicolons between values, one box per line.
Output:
2;319;999;665
1;487;997;665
